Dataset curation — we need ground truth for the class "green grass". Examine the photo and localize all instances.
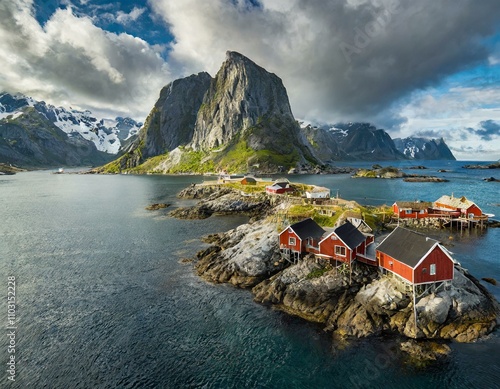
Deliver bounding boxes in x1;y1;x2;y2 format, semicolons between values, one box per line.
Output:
306;267;330;279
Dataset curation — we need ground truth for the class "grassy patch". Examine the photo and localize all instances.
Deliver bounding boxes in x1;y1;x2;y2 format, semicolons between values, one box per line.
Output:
129;153;170;174
306;267;330;279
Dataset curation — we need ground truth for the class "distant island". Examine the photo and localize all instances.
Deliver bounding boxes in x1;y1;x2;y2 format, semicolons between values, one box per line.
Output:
463;161;500;169
0;163;25;175
352;165;448;182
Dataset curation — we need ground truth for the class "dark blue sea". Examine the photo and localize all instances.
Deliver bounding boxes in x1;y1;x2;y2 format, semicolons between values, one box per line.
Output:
1;160;499;388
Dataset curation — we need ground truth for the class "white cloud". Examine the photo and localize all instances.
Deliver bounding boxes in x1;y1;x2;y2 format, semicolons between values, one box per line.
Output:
149;0;500;126
0;1;170;120
1;0;499;161
116;6;146;25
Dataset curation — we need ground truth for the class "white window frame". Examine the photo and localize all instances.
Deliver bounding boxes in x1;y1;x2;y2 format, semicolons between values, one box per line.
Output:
430;263;436;275
405;209;413;215
335;245;346;257
289;237;296;246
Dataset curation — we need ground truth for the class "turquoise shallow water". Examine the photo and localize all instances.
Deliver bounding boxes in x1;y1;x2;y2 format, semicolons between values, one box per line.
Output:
0;162;499;388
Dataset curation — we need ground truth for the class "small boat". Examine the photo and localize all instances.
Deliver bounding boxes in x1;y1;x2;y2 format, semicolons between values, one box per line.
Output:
52;168;65;174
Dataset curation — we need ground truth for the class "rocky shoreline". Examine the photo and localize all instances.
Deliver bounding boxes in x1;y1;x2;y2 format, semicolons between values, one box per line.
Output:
173;184;500;363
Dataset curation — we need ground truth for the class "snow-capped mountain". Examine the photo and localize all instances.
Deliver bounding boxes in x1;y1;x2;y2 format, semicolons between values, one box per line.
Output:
0;92;141;154
393;137;456;160
299;121;456;161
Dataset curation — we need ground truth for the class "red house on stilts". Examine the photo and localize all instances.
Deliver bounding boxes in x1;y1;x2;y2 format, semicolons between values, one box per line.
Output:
317;221;375;265
279;218;375;265
376;227;455;288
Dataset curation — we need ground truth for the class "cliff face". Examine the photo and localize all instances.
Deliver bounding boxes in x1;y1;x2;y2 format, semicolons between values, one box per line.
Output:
328;123;406;161
101;51;318;173
190;51;297;150
139;72;212;158
393;137;456;160
301;124;350;162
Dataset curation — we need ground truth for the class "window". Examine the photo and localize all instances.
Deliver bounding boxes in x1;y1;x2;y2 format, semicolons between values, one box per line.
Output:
405;209;413;215
289;237;296;246
335;246;346;256
430;264;436;275
420;209;426;214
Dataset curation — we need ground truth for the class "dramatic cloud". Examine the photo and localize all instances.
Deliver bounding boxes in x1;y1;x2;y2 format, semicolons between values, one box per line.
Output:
469;120;500;141
0;0;169;119
151;0;500;124
0;0;499;159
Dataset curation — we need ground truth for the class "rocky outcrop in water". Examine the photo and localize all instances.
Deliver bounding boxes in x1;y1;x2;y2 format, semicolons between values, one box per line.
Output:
195;220;287;288
252;256;499;343
170;186;271;219
191;211;498;345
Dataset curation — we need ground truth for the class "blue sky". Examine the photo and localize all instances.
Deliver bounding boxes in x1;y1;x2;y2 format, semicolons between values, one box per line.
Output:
0;0;499;160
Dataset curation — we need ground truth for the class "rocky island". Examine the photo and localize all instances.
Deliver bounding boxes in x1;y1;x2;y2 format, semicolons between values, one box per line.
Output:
170;182;500;364
352;165;449;182
0;163;25;175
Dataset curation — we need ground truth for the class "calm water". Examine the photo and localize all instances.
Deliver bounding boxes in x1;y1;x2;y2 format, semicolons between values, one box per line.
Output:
0;161;499;388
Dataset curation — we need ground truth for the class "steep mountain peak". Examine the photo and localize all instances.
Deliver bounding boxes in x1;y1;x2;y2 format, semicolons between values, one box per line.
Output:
190;51;295;151
393;136;456;160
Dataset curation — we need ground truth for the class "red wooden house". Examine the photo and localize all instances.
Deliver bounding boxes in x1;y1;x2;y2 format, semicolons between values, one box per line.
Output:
318;221;374;265
433;195;483;219
240;176;257;185
392;201;432;219
279;218;326;261
376;227;455;286
266;179;294;195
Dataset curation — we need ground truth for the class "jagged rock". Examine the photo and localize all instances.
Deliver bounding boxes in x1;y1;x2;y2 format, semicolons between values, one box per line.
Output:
188;51;318;171
195;220;286;288
145;203;170;211
400;340;451;366
170;187;270;219
177;184;231;199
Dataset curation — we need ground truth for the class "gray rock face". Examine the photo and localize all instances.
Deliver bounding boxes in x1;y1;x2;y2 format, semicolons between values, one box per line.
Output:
190;51;297;151
138;72;212;159
195;219;286;288
170;186;271;219
300;124;350;162
330;123;405;161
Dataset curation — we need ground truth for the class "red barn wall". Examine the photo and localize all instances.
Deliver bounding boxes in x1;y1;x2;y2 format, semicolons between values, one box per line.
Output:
319;235;352;263
377;252;414;283
414;246;454;284
467;204;482;217
279;229;301;253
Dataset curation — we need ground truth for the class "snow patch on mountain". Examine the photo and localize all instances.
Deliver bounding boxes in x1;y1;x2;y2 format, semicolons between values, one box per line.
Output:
0;92;142;154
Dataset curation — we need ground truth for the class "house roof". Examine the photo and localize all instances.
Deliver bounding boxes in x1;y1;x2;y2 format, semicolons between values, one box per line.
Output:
333;221;367;249
306;186;330;193
288;218;326;240
394;201;432;210
434;195;476;210
376;227;439;268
